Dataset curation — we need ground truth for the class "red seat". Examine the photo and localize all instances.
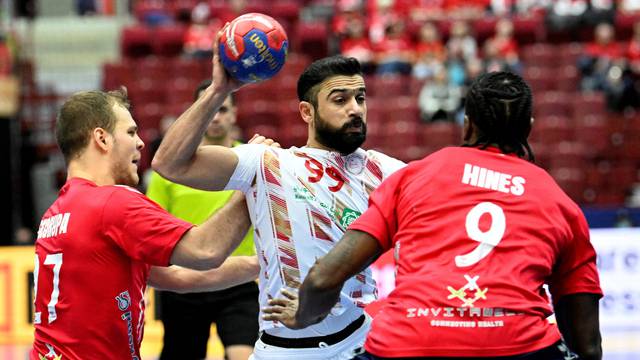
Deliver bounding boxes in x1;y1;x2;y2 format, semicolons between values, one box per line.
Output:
383;119;420;148
555;66;579;93
524;67;556;92
153;25;187;57
548;166;587;202
369;75;410;98
530;116;573;144
521;44;556;68
419;122;462;149
121;25;154;58
102;62;132;90
534;91;572;118
574;115;610;153
171;58;208;80
293;22;329;59
572;92;606;119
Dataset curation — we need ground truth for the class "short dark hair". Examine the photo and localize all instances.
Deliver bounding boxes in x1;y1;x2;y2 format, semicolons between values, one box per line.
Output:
464;71;535;161
56;87;130;162
194;79;235;105
297;56;363;106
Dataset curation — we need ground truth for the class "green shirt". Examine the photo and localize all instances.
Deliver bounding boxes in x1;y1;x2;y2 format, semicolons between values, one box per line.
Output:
146;167;255;257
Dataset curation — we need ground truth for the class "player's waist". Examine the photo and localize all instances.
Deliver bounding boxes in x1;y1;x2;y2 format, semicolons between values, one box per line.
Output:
259;314;366;348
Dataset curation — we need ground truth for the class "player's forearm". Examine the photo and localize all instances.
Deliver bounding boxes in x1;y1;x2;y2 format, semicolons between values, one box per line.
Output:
170;192;251;270
152;85;230;179
149;256;259;293
554;293;602;360
295;264;343;328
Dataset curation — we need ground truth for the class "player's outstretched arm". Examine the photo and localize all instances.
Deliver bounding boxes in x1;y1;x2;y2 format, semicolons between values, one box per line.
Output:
554;293;602;360
263;230;382;329
148;256;259;293
152;30;246;191
170;191;251;270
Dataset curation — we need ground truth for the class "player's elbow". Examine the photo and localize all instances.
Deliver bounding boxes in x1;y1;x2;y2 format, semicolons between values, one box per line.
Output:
189;250;225;271
151;154;175;179
574;343;602;360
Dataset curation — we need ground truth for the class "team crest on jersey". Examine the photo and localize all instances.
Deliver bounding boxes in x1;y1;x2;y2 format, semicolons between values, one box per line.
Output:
339;208;362;228
447;274;489;307
115;290;131;311
39;343;62;360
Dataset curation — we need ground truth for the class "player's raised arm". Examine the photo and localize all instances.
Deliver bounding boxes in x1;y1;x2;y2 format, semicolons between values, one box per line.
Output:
152;30;245;191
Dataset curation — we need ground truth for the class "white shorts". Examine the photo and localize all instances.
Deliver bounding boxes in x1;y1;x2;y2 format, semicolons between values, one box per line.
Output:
249;314;371;360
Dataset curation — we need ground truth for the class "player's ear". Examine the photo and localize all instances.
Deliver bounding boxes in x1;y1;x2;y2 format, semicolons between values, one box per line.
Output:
299;101;314;125
462;116;470;141
92;127;111;152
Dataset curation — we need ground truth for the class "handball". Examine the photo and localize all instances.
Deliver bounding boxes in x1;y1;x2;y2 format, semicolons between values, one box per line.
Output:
219;13;288;83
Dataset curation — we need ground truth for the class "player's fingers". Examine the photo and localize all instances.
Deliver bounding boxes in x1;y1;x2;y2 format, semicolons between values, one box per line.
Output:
248;135;266;144
267;298;291;307
271;142;281;148
262;313;285;321
280;289;298;300
261;306;283;314
248;133;260;142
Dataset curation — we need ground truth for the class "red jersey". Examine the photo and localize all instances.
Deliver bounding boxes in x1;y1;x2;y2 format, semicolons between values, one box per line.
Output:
31;178;192;360
350;147;602;357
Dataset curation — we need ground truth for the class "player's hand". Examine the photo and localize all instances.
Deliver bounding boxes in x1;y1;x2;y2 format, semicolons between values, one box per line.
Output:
262;289;304;329
248;133;281;148
212;26;245;94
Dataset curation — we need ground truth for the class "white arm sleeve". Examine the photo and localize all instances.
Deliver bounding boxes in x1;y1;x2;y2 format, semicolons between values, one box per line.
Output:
224;144;265;193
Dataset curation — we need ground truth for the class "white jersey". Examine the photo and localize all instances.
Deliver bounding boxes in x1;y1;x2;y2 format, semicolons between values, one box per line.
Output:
227;145;405;338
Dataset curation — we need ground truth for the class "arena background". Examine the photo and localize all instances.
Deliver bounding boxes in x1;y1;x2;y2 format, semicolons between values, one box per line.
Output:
0;0;639;359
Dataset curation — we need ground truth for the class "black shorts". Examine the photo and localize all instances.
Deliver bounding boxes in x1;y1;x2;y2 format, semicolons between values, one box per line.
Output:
351;341;578;360
158;281;259;360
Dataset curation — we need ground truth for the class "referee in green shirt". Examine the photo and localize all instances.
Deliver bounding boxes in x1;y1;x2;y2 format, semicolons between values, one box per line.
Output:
147;80;258;360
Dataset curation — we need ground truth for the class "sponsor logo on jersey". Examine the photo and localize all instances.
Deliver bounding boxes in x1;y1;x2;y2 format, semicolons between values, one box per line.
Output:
339;208;362;228
447;274;488;307
39;344;62;360
405;274;523;328
115;290;139;360
115;290;131;311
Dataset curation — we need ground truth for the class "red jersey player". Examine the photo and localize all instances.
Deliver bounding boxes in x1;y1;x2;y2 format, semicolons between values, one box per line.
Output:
264;72;603;360
31;88;264;360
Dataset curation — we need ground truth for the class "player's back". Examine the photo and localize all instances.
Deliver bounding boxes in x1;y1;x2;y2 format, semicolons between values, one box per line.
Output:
364;146;598;357
236;145;404;338
32;178;149;360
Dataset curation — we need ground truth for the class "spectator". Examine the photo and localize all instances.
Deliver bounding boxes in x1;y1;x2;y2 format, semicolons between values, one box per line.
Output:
413;22;447;80
183;2;220;59
418;67;463;122
339;15;376;74
578;23;633;110
546;0;588;34
447;21;478;64
486;18;522;73
407;0;447;22
373;16;415;75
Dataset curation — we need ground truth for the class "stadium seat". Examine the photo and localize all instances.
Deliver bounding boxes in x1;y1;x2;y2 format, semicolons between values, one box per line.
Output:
572;92;606;119
523;67;556;92
419;122;461;150
521;44;556;68
534;91;572;118
153;25;187;57
369;75;411;97
121;25;154;58
530;116;573;144
293;22;328;59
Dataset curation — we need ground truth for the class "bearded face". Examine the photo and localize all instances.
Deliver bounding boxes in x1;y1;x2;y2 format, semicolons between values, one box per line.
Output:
313;112;366;155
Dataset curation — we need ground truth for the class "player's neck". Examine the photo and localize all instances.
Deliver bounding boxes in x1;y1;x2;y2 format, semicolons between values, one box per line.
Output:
67;157;116;186
305;138;339;153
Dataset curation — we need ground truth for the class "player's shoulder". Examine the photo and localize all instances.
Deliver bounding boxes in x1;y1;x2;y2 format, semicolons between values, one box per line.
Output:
363;148;406;168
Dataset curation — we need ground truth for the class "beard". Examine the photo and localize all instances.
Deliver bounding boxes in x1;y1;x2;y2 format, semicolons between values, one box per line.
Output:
110;148;139;187
314;113;367;155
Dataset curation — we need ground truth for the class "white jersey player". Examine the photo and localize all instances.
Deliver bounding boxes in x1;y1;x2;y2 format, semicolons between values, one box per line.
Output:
153;43;405;359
